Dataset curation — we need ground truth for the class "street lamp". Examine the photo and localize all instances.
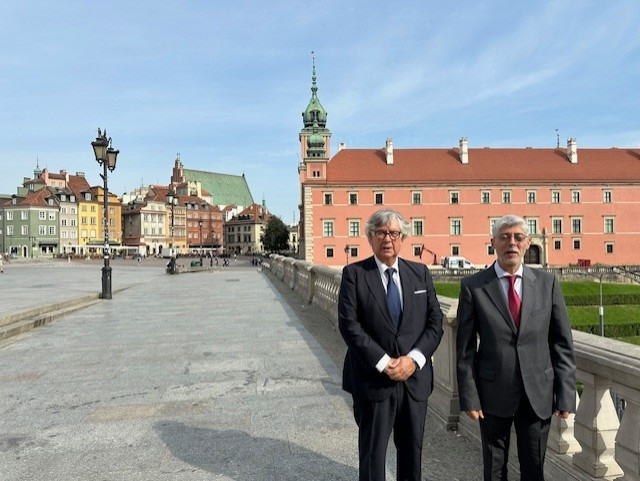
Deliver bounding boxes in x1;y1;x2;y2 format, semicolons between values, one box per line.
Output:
91;128;119;300
198;219;204;266
166;188;178;274
344;245;350;265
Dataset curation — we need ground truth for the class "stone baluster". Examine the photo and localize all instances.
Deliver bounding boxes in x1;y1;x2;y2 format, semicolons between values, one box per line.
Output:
612;383;640;481
572;370;622;478
548;391;581;455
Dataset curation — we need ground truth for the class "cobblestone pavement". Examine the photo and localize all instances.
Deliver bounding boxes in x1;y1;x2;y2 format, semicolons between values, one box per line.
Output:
0;257;482;480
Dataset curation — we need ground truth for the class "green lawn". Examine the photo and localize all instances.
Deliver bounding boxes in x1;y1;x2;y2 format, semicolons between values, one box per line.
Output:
435;280;640;302
567;305;640;325
435;280;640;344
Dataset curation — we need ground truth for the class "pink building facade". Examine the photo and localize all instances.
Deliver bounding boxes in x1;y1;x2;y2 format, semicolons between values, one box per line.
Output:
298;65;640;268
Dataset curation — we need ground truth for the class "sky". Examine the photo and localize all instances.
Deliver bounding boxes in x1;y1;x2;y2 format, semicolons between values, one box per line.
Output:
1;1;639;222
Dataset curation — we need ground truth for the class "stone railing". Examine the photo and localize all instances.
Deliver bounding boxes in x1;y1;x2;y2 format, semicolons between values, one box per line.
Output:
264;255;640;481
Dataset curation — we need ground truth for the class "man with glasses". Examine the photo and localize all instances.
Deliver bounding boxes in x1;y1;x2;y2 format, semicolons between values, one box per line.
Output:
338;208;443;481
456;214;576;481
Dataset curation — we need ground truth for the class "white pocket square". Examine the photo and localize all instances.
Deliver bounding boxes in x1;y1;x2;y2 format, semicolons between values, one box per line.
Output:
414;290;427;294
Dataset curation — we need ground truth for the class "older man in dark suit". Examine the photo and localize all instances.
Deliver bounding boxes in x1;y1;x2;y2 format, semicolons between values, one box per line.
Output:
456;214;576;481
338;208;443;481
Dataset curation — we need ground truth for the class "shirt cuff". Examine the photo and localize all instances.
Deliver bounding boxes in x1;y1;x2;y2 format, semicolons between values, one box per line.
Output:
408;349;426;370
376;354;391;373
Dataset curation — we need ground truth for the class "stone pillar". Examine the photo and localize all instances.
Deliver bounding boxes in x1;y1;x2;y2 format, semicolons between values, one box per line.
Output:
572;370;622;478
612;383;640;481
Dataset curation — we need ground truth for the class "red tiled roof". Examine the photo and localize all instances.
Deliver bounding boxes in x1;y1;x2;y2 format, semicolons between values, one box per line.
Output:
321;147;640;184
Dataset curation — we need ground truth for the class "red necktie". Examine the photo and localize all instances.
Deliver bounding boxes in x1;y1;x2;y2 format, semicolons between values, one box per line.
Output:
507;275;521;329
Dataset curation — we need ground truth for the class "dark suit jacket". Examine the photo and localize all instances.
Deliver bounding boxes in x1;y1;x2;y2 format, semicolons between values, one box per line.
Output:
338;256;444;402
456;264;576;419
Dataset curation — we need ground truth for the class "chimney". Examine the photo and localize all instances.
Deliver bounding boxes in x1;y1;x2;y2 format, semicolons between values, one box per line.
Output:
385;138;394;165
338;142;346;151
459;137;469;164
567;138;578;164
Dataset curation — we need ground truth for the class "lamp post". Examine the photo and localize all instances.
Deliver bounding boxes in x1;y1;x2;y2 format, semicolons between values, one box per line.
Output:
344;245;350;266
91;128;119;300
166;189;178;273
198;219;204;266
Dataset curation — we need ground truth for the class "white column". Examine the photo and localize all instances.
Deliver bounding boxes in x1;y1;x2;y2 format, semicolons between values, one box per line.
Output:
612;383;640;481
572;370;622;478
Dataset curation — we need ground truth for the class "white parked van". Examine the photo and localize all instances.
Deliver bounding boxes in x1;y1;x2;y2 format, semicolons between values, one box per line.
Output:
442;256;474;269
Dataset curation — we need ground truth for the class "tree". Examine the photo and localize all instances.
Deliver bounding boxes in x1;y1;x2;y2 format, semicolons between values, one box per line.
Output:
263;216;290;253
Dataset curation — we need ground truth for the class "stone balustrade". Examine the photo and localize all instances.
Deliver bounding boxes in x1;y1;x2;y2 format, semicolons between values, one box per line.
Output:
264;255;640;481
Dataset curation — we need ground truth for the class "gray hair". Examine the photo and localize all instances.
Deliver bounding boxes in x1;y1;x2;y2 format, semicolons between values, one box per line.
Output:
491;214;529;238
365;208;411;239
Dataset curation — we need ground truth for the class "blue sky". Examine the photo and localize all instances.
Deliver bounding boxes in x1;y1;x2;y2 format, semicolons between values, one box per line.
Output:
1;1;639;221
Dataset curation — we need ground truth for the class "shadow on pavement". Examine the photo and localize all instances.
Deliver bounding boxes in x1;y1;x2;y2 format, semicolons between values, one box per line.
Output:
155;421;357;480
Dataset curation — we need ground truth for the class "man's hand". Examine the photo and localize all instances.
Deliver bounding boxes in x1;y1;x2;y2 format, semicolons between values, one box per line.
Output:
554;410;571;419
384;356;416;381
465;410;484;421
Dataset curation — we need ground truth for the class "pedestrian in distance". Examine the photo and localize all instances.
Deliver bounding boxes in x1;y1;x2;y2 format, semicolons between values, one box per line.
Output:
456;214;576;481
0;252;4;273
338;208;444;481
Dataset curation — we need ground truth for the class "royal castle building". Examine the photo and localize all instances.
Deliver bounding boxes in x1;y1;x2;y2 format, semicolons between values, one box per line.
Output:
298;61;640;268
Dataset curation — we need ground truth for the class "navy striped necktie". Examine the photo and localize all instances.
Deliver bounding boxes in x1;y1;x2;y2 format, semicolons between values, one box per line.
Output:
385;268;402;326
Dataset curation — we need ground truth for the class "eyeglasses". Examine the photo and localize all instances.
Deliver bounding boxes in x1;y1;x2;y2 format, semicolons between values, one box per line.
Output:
374;230;402;240
496;233;529;243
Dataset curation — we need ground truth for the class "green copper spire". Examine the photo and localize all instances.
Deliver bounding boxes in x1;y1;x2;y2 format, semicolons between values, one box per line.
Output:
302;51;327;128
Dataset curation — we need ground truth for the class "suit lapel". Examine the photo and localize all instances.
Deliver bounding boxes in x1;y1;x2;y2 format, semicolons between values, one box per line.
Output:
363;257;397;330
481;265;518;335
519;265;537;332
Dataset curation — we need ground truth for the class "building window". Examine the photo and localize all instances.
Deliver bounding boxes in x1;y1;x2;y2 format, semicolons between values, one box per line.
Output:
324;193;333;205
349;220;360;237
527;191;537;203
326;247;334;258
487;245;495;255
413;220;423;236
502;191;511;204
551;190;561;203
526;218;538;235
554;239;562;250
39;211;46;220
22;225;29;235
48;226;56;236
552;218;562;234
39;225;46;235
323;221;334;237
450;219;462;236
61;219;67;227
7;225;13;235
7;211;13;221
481;191;490;204
84;193;91;201
450;191;459;204
49;212;56;220
349;246;359;258
571;190;581;203
603;190;612;203
604;217;614;234
571;218;582;234
413;245;422;257
451;245;460;256
573;239;581;250
374;192;384;205
606;243;614;254
412;192;422;205
349;192;358;205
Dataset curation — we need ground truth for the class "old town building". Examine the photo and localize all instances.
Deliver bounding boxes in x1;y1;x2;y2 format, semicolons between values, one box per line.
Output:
298;64;640;268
